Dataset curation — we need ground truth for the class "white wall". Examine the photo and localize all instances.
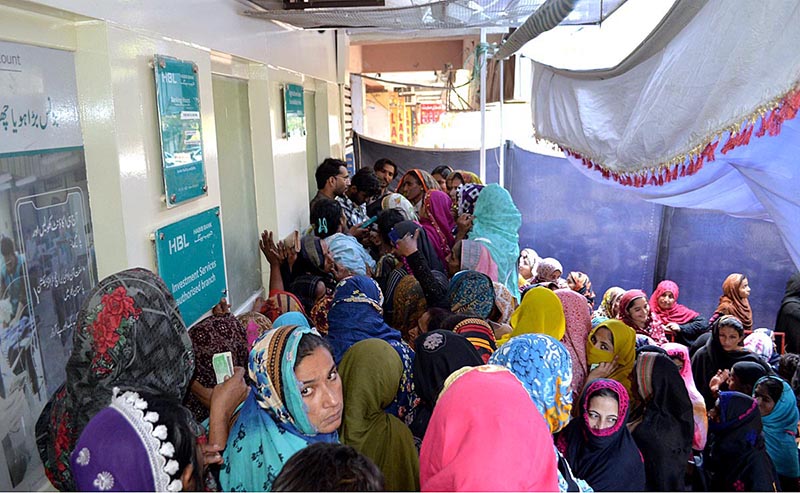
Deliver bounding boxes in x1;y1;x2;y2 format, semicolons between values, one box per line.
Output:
25;0;341;83
0;0;347;281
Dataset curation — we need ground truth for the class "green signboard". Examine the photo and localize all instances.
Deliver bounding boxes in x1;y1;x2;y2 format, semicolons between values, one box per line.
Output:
283;83;306;138
154;54;207;207
154;207;226;327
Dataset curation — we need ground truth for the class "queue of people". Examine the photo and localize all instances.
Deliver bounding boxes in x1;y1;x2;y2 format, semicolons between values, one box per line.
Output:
34;158;800;492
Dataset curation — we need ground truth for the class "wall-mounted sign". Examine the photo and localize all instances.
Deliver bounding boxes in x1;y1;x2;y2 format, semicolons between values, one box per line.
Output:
282;83;306;138
154;55;207;207
0;41;83;156
154;207;226;327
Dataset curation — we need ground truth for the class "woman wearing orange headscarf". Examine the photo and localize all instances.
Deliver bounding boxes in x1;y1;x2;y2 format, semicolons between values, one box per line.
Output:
711;273;753;331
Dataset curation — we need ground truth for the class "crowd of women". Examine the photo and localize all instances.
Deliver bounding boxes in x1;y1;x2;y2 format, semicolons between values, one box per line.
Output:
34;162;800;492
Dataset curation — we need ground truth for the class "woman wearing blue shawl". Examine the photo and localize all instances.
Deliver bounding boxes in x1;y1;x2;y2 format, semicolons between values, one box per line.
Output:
220;325;342;491
273;311;310;329
469;184;522;302
326;275;418;424
754;376;800;491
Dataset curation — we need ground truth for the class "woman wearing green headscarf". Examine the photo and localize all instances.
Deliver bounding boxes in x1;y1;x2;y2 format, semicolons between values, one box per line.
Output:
339;339;420;491
470;184;522;302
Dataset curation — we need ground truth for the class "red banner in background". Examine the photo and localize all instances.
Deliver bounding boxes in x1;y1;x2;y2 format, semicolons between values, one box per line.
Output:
418;103;445;124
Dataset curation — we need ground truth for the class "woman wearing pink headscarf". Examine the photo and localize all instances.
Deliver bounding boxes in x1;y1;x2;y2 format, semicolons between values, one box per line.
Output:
555;289;591;398
418;190;456;267
649;280;708;347
662;343;708;451
618;289;667;344
420;366;560;491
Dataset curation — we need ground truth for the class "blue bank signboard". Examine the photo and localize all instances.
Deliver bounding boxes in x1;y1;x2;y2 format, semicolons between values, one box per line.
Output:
154;207;226;326
154;54;207;207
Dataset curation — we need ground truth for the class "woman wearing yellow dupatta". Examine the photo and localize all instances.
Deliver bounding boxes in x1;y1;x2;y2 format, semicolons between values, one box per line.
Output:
585;319;637;394
497;286;565;346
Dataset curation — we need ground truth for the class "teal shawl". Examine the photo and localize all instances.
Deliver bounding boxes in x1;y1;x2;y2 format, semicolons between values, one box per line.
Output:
470;184;522;302
220;325;338;491
755;376;800;478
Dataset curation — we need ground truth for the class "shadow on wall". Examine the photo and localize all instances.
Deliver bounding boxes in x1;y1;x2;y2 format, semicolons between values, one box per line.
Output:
354;134;795;330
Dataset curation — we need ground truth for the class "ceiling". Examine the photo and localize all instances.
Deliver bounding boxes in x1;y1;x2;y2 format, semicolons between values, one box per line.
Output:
242;0;626;31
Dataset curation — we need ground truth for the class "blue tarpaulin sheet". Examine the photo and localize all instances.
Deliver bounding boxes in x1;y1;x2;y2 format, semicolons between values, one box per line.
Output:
353;134;795;330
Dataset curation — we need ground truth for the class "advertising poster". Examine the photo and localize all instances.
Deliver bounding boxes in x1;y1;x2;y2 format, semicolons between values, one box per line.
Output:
0;40;97;491
154;55;207;207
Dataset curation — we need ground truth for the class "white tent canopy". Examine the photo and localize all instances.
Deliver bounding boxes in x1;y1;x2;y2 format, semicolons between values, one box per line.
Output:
531;0;800;268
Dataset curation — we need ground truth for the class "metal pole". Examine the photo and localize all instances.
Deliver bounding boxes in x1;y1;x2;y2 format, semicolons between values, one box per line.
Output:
479;28;487;183
499;57;505;187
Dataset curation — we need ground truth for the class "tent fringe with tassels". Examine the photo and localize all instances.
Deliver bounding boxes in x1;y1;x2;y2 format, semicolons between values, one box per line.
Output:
557;83;800;188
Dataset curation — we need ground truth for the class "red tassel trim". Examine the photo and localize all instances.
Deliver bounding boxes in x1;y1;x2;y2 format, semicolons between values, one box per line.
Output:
560;84;800;187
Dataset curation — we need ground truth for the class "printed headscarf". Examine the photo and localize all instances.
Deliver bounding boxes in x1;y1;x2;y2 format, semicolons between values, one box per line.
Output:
662;342;708;450
592;286;625;326
419;190;455;266
489;334;573;433
535;257;564;284
566;271;596;307
396;169;440;196
555;288;592;395
586;319;637;394
448;270;496;319
649;280;699;325
262;289;306;321
715;273;753;330
310;293;333;336
37;268;194;491
391;275;428;342
325;276;402;363
556;379;646;492
460;239;498;281
325;233;376;276
492;282;515;325
618;289;667;344
518;248;540;285
381;192;418;221
220;325;338;492
754;376;800;478
452;170;483;185
744;328;776;362
273;311;311;329
186;314;248;422
499;286;565;345
450;317;497;363
420;366;560;492
339;339;420;492
454;184;484;216
237;311;274;349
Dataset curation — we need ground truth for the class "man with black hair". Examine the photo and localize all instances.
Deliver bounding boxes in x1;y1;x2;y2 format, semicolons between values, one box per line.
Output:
373;158;396;196
338;168;379;229
310;158;350;213
366;158;397;218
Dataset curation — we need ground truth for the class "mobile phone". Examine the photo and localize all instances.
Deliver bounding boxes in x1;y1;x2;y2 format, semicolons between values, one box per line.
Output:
360;216;378;229
388;228;401;246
